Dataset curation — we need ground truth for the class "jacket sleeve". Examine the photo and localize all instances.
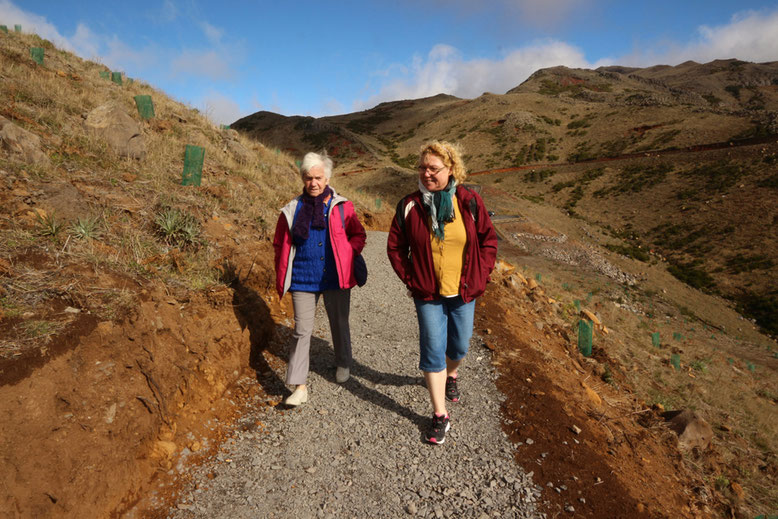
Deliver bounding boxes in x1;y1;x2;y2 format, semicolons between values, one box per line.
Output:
272;213;291;298
386;199;411;285
474;193;498;281
343;201;366;254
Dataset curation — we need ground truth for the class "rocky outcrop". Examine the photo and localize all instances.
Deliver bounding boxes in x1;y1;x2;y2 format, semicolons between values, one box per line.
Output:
84;103;146;159
664;409;713;451
221;129;253;164
0;116;50;166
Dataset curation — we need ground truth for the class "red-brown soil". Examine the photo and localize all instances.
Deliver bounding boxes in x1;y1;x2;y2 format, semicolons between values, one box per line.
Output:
478;274;708;518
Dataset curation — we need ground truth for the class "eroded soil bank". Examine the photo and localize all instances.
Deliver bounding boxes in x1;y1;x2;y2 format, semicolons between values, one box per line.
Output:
2;233;707;518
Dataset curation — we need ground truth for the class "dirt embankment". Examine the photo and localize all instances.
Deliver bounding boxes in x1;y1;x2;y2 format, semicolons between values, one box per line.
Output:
0;240;284;518
2;221;712;519
478;272;705;518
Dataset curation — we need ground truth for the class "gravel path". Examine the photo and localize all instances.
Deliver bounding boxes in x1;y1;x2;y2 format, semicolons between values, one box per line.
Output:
165;231;543;519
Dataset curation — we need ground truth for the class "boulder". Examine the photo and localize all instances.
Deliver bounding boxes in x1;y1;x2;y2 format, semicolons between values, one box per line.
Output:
84;103;146;159
664;409;713;451
0;116;50;166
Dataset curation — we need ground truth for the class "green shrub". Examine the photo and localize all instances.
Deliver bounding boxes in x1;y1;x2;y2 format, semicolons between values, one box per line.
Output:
567;142;596;162
668;260;715;290
726;253;774;274
36;212;64;239
552;180;575;192
564;185;584;210
524;169;555;182
725;85;741;100
154;208;202;249
567;117;592;130
737;293;778;336
681;162;746;193
70;215;103;240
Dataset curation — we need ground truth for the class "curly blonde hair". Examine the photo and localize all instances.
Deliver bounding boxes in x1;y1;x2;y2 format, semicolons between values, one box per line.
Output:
418;140;467;184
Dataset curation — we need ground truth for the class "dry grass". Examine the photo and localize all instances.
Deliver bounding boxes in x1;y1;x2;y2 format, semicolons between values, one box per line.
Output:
0;31;301;358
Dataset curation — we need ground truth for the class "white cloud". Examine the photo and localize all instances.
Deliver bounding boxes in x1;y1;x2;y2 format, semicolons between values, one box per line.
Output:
69;23;101;59
170;49;236;81
200;21;222;45
691;9;778;63
160;0;178;22
320;98;346;116
0;0;70;48
355;40;590;110
200;92;243;125
606;8;778;67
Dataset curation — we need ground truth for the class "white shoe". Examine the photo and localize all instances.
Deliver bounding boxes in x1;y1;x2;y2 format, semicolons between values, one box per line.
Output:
284;387;308;406
336;367;350;383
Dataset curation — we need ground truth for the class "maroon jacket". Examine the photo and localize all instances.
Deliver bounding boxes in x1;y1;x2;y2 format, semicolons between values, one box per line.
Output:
387;185;497;303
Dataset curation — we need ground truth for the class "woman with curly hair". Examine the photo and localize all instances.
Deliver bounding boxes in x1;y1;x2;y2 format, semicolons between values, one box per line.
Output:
387;141;497;444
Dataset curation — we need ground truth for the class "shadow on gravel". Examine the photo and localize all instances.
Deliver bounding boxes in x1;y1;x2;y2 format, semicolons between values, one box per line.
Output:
308;337;429;430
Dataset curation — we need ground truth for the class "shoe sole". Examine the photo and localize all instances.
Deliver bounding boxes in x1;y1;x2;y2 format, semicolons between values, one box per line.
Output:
284;392;308;406
425;422;451;445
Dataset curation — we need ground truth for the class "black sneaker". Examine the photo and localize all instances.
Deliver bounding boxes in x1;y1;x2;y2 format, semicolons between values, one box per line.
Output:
445;376;460;402
425;413;451;445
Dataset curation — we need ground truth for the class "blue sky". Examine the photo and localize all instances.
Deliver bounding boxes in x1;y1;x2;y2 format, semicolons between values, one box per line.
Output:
2;1;777;123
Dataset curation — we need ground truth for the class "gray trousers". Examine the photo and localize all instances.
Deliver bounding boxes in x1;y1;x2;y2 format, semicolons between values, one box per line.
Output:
287;289;352;385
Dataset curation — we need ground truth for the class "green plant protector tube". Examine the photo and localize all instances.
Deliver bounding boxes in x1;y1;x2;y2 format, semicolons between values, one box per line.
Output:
30;47;44;65
111;71;122;85
99;70;109;79
670;354;681;370
0;25;8;33
375;197;382;209
14;24;21;33
182;145;205;186
573;300;580;312
295;159;301;167
133;95;155;120
578;319;593;357
220;124;230;130
651;332;661;347
535;273;542;282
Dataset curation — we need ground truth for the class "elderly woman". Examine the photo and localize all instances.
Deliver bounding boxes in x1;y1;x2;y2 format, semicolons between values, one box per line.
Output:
273;152;366;406
387;141;497;444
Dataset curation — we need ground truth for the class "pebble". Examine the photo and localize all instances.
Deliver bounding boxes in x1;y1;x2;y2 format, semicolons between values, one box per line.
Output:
159;232;543;519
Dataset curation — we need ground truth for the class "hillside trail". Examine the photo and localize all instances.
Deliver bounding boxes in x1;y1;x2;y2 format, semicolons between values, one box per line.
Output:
156;231;543;519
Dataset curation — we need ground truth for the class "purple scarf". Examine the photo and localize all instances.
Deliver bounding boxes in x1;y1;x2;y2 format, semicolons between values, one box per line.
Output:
292;186;333;243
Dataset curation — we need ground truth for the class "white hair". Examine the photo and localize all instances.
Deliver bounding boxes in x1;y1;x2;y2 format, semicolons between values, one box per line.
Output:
300;152;333;180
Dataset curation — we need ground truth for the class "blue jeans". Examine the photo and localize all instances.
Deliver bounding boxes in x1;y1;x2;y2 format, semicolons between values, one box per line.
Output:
414;296;476;372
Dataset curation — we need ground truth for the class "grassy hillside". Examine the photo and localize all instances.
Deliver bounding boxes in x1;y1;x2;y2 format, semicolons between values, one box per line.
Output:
233;58;778;516
0;29;309;518
233;59;778;337
1;27;776;518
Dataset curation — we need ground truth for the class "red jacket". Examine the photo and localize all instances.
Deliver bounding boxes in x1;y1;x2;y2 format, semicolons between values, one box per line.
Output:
273;191;366;298
387;185;497;303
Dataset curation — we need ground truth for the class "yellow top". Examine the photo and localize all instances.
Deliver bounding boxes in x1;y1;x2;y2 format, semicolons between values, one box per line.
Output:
430;200;467;297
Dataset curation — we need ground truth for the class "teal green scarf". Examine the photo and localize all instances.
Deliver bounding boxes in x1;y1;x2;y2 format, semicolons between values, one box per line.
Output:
419;178;457;240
